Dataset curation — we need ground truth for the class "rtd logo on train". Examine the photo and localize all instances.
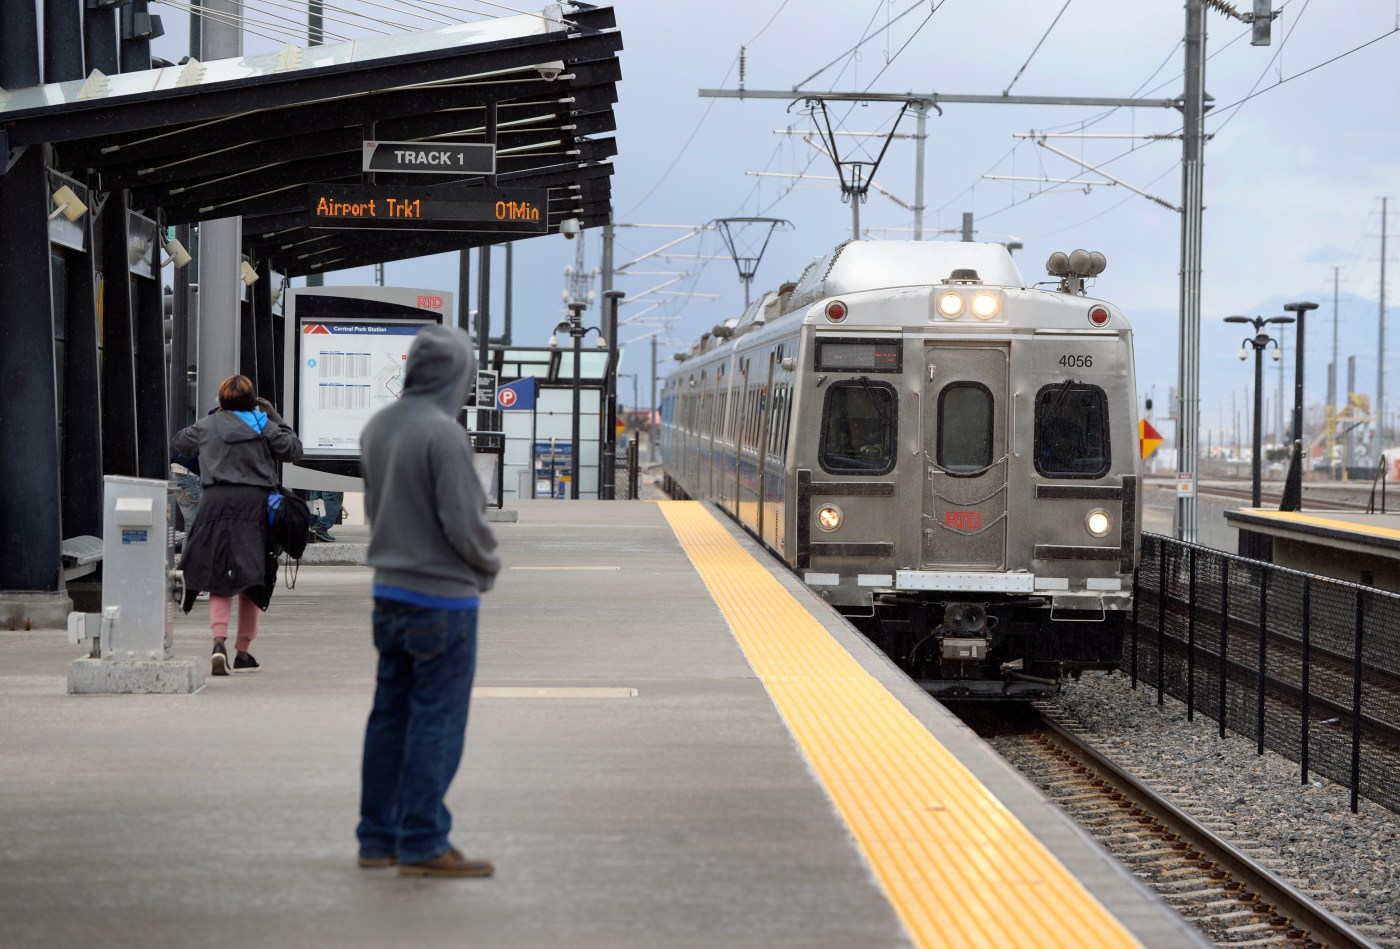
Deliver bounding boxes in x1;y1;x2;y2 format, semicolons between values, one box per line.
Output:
945;510;983;532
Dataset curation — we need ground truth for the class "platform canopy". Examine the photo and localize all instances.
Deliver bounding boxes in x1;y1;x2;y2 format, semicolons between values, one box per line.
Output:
0;4;620;275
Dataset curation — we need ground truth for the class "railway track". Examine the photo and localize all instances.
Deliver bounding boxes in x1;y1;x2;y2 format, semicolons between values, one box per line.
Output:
969;705;1383;948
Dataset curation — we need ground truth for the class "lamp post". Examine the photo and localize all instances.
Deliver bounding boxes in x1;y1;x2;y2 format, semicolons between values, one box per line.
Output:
1280;301;1320;512
551;302;606;499
1225;315;1293;508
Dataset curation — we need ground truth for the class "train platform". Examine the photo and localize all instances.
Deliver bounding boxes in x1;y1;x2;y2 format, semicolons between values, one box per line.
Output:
1225;506;1400;591
1;500;1205;949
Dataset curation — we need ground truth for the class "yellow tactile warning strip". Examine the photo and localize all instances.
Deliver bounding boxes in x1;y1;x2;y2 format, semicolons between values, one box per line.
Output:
660;501;1143;949
1243;509;1400;540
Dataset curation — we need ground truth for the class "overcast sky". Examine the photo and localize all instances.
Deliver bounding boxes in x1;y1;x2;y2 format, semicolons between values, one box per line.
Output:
148;0;1400;440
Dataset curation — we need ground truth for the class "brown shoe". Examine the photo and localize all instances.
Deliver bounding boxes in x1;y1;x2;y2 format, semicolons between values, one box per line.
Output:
398;848;493;878
357;854;397;868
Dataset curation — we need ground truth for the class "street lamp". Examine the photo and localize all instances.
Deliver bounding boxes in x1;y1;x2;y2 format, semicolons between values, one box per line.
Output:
551;301;607;500
1225;315;1293;509
1280;300;1320;512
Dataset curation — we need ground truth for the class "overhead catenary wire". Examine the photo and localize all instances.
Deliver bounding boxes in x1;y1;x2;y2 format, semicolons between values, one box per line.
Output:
1002;0;1072;97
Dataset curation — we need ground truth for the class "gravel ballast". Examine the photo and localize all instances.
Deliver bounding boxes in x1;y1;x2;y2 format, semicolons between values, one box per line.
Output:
1030;671;1400;943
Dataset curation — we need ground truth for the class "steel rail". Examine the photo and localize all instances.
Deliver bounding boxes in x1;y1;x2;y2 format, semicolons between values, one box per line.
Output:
1036;711;1381;949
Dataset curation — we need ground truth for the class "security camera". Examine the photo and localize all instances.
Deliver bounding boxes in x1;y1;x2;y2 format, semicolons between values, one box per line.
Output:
536;60;564;81
559;217;581;240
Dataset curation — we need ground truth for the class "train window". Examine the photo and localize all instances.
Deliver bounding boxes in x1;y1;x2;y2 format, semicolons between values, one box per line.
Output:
819;381;897;474
1034;382;1111;478
937;383;994;474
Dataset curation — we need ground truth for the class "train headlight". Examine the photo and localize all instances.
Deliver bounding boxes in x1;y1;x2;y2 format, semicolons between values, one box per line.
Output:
816;504;844;532
937;292;964;319
1086;509;1112;537
971;291;1001;320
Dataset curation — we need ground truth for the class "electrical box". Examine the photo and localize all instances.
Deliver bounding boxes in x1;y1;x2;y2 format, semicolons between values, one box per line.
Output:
100;475;178;660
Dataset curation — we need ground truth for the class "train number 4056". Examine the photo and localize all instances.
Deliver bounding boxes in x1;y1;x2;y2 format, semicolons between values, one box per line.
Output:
1058;353;1093;368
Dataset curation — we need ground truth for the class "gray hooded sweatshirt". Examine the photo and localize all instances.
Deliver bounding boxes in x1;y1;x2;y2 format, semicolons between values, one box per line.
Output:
360;324;501;601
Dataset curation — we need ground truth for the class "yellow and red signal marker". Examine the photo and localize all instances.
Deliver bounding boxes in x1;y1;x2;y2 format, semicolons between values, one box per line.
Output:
1139;418;1163;460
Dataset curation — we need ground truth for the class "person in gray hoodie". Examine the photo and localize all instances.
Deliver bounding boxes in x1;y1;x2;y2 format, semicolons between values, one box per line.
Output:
355;323;501;878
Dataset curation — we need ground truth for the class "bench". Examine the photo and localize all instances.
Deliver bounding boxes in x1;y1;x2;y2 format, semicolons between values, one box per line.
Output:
60;535;104;581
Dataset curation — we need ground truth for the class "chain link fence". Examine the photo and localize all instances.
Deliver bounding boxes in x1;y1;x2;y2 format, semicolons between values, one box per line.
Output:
1128;534;1400;813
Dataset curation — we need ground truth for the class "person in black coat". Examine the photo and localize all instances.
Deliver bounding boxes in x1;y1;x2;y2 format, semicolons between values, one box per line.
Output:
172;374;303;676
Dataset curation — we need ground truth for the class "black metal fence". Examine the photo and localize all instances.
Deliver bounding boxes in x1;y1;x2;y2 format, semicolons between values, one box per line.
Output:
1128;534;1400;813
612;438;641;500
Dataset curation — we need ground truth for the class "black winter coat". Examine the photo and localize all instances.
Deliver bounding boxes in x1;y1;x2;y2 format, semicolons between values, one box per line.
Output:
180;485;277;611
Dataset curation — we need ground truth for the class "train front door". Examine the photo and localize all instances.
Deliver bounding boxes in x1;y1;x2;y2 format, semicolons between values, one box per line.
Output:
922;345;1008;569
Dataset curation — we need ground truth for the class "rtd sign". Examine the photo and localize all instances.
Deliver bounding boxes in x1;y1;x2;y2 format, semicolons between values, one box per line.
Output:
417;295;444;309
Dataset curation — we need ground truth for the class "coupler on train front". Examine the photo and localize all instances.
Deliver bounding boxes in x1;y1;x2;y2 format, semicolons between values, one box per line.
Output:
852;594;1125;700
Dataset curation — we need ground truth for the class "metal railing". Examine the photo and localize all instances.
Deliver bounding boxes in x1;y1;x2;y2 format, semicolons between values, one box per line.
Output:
1128;534;1400;813
612;439;641;500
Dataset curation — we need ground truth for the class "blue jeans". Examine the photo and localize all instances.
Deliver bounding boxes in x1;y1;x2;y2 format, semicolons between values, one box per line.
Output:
308;490;342;533
357;599;479;864
173;471;203;533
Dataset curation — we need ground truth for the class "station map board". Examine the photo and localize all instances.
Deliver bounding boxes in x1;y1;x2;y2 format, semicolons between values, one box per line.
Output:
284;287;451;476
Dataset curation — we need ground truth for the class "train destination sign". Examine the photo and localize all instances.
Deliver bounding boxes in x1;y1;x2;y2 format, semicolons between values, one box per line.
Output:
308;185;548;233
362;140;495;175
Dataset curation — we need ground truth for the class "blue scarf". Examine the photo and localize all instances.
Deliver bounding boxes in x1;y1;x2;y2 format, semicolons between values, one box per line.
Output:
232;408;269;434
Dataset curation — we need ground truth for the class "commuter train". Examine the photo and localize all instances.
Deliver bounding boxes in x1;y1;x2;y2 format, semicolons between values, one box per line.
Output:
660;240;1140;699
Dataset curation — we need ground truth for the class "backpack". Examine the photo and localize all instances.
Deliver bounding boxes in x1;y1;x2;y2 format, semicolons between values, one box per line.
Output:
267;489;312;558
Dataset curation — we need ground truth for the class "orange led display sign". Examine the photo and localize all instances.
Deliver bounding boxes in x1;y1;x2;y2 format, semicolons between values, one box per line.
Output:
308;185;548;233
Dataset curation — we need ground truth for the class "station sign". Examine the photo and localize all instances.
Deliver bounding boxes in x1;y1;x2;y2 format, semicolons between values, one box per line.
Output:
474;369;498;409
308;184;548;233
363;140;495;175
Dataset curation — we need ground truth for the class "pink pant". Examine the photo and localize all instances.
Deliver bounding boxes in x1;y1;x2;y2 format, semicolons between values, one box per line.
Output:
208;594;260;653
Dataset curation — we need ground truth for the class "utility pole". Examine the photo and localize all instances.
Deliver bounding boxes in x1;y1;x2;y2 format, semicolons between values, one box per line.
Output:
1380;196;1390;451
1329;266;1339;478
1174;0;1206;541
912;102;928;239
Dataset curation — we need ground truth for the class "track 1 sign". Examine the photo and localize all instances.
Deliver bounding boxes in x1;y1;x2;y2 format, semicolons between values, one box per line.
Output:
363;141;495;175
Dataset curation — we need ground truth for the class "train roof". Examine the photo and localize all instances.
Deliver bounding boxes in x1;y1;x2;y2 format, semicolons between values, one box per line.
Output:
789;240;1026;312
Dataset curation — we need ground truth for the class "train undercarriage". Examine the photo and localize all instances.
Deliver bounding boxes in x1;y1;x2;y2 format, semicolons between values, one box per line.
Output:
846;594;1126;700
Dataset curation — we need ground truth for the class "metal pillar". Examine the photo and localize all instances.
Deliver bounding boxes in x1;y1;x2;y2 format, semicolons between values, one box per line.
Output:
119;0;155;73
83;2;120;75
1174;0;1206;542
1281;301;1318;511
170;224;194;437
254;260;277;405
602;289;624;500
476;243;491;425
650;335;659;464
62;216;105;541
194;1;242;414
101;192;140;477
133;269;167;480
912;102;927;240
1379;197;1389;450
44;0;86;81
0;149;64;595
600;226;617;498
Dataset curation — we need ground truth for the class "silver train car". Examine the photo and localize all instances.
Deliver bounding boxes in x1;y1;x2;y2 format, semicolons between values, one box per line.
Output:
660;240;1141;699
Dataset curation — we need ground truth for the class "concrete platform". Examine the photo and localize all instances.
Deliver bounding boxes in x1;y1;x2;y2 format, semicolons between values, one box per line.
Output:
1;500;1200;948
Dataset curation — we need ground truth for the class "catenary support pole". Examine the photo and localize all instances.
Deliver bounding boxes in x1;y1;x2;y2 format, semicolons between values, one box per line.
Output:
1174;0;1205;542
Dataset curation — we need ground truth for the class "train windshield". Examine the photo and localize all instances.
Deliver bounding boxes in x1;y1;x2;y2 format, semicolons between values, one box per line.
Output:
1034;382;1111;477
819;381;896;474
937;383;994;473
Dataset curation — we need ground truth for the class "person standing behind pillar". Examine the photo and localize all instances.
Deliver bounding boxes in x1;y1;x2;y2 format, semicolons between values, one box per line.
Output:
173;375;303;676
307;490;343;543
356;324;501;878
